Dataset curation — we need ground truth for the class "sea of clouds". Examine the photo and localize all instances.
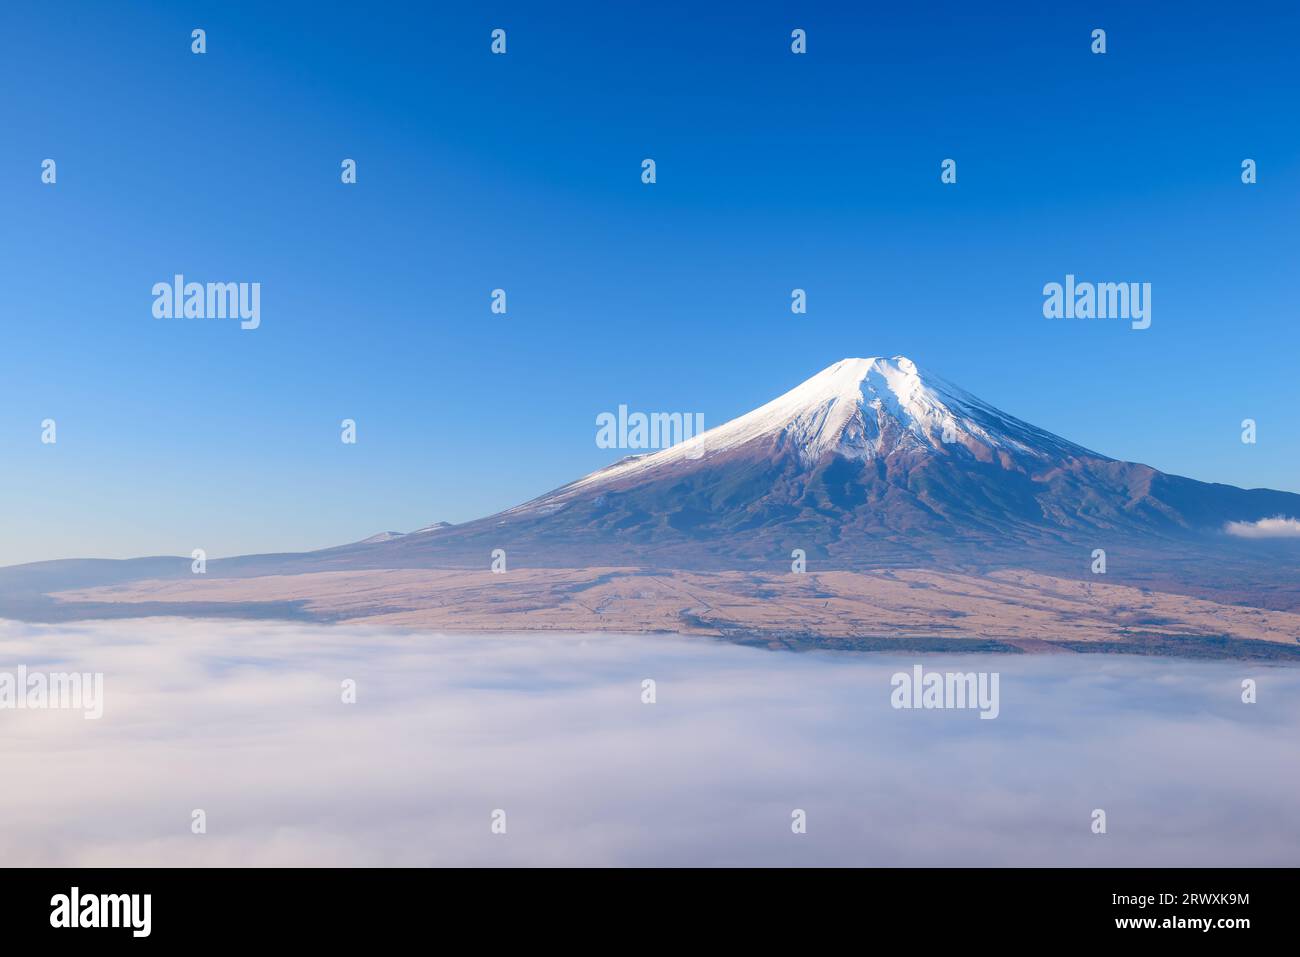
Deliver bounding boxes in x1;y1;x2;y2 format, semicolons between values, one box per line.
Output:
1;616;1298;866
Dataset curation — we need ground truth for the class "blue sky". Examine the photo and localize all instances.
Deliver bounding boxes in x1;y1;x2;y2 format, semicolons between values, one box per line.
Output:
2;0;1297;564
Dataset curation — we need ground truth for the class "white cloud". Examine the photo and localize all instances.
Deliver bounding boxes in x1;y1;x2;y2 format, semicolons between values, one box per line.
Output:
0;617;1299;866
1225;515;1300;538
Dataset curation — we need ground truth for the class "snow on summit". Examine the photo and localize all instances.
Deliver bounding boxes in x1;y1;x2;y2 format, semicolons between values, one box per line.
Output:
545;356;1103;501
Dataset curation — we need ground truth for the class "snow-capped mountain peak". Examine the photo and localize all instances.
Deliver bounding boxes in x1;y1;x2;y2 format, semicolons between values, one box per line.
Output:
549;356;1100;502
355;531;405;545
279;354;1298;580
738;355;986;464
410;521;453;535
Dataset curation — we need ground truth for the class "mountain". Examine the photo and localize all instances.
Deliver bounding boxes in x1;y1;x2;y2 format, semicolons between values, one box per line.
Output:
317;356;1300;583
4;356;1300;641
340;523;451;547
354;531;406;545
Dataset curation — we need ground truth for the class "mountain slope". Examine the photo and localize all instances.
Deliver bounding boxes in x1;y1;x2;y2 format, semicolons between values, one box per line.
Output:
325;356;1299;576
538;356;1102;498
3;356;1298;621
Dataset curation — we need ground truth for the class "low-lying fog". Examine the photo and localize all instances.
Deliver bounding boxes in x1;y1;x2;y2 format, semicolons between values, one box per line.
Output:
2;617;1297;866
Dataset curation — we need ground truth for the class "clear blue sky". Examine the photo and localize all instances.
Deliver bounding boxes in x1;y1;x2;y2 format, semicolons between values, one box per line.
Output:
2;0;1297;565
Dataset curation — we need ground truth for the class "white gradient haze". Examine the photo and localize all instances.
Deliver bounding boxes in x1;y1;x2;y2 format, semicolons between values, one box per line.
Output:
2;618;1297;866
